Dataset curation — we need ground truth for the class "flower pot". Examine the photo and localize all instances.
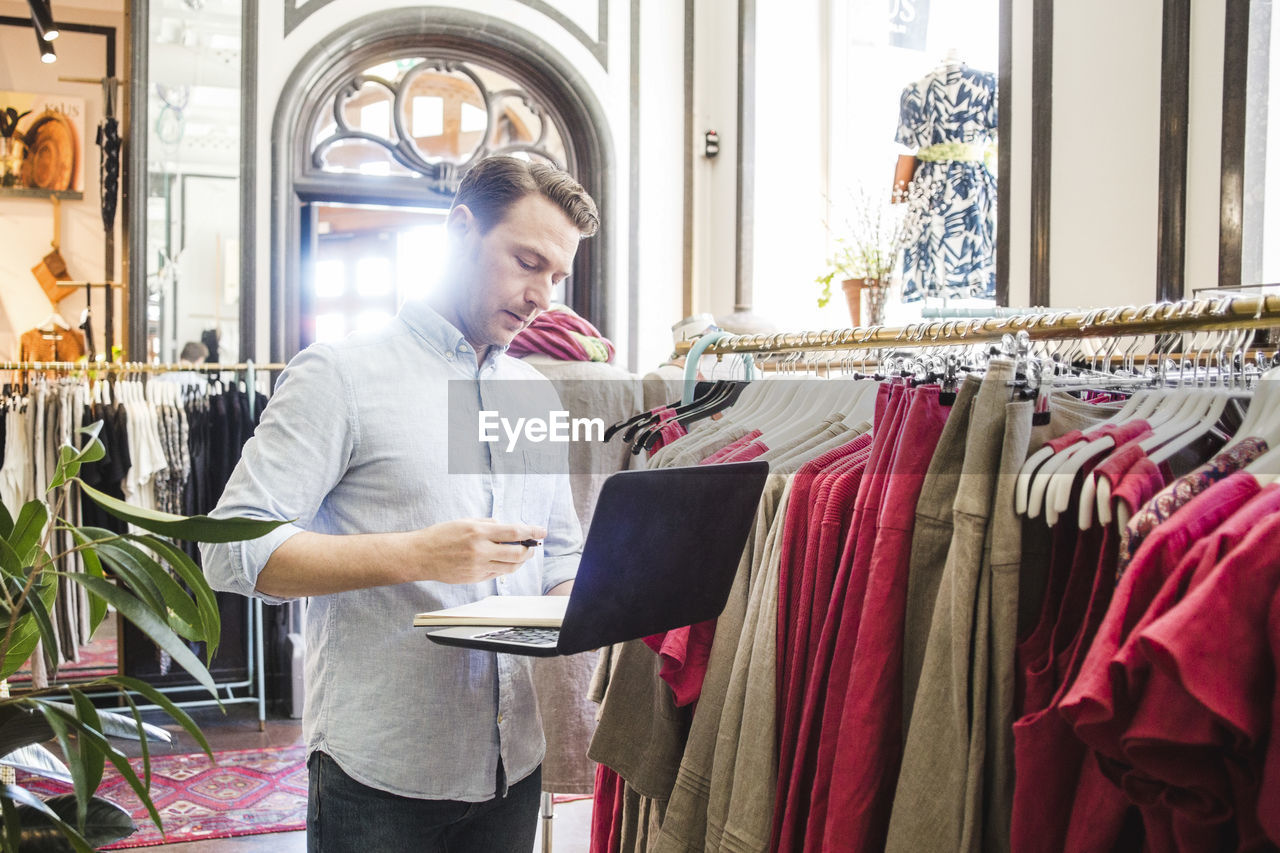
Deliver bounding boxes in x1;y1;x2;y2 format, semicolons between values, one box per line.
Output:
841;277;890;328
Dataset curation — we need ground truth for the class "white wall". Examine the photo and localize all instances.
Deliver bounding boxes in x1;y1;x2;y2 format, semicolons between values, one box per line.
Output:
1185;0;1227;296
1048;0;1162;310
0;1;124;360
250;0;646;366
634;1;689;369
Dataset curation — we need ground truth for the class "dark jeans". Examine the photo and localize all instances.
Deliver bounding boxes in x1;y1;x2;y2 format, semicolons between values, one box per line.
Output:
307;751;542;853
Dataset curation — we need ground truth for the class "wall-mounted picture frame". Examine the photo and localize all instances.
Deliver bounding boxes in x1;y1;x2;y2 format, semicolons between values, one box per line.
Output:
0;90;86;193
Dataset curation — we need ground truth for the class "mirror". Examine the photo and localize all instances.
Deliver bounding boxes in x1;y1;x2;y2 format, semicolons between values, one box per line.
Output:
141;0;244;364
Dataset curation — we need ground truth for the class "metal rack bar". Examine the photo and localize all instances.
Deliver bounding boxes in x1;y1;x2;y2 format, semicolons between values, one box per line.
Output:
676;295;1280;357
0;361;287;372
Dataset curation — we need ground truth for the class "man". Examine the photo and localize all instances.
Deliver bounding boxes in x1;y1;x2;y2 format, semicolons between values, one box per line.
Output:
201;156;599;852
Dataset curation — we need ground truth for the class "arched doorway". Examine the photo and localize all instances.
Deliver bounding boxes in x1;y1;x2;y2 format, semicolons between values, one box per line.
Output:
269;8;613;361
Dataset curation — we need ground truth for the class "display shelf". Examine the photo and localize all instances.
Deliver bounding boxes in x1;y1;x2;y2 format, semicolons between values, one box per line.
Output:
0;186;84;201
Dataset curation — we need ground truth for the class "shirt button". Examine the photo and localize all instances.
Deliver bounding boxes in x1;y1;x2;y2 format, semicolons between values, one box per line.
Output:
445;351;454;360
459;344;469;353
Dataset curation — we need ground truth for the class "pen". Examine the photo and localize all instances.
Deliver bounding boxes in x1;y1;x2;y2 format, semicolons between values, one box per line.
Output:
501;539;543;547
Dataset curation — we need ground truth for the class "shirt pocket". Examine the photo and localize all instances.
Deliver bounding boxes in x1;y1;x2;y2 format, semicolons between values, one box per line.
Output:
520;449;561;527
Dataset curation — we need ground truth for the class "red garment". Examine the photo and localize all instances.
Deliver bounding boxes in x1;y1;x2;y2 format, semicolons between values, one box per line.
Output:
641;621;716;707
772;385;910;853
1018;453;1108;720
699;429;762;464
817;385;951;852
1130;504;1280;848
1055;472;1267;851
590;763;624;853
1009;446;1162;853
1060;471;1265;755
775;433;874;701
1112;457;1163;519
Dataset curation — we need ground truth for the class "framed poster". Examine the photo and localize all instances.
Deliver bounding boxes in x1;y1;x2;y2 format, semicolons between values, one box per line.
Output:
0;91;86;193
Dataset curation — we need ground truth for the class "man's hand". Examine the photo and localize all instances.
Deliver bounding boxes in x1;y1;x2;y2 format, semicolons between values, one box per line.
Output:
409;519;548;585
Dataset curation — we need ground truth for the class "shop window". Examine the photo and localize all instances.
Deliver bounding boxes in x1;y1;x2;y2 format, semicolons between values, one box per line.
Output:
306;57;568;189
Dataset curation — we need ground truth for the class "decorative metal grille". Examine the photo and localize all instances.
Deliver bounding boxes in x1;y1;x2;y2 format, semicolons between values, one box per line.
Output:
309;57;566;196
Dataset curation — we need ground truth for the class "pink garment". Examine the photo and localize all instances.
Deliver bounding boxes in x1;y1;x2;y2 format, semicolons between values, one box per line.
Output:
700;430;763;464
508;306;616;362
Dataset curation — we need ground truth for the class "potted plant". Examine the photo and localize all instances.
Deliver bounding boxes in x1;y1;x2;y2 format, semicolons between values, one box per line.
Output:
0;107;31;187
0;422;285;850
815;186;907;327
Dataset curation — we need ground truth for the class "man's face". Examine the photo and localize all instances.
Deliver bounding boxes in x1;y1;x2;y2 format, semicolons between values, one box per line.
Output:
441;193;581;356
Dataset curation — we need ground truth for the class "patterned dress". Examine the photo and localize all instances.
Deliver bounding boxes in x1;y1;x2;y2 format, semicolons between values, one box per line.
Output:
896;64;998;301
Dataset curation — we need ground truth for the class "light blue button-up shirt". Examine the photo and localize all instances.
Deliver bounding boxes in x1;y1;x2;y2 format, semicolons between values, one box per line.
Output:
200;299;582;801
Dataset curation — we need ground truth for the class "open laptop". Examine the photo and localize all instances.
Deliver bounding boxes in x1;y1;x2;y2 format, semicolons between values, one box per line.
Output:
420;460;770;657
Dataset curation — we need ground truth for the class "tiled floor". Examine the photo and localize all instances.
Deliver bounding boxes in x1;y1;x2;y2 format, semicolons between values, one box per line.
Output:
110;705;592;852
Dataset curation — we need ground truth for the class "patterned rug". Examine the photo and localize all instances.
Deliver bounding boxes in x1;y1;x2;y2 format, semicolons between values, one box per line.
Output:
10;627;118;684
16;744;307;848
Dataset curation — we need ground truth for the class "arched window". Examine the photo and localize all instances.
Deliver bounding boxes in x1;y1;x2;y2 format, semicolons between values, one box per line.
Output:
271;9;612;360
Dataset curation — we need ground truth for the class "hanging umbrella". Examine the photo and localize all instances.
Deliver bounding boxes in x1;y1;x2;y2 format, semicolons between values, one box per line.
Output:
95;77;120;357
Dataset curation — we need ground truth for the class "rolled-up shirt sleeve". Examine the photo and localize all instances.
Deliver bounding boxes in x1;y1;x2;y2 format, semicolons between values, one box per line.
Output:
541;467;582;594
200;344;356;603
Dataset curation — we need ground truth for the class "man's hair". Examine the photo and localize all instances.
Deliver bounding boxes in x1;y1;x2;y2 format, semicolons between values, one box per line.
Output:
179;341;208;363
452;156;599;238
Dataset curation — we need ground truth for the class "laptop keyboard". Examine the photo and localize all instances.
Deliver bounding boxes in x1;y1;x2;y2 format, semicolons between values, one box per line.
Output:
475;627;560;645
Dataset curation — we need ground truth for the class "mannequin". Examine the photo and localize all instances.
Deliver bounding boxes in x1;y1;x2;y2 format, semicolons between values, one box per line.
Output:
894;54;998;302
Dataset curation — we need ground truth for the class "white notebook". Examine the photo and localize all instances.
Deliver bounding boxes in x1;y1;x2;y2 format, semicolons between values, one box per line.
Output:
412;595;569;628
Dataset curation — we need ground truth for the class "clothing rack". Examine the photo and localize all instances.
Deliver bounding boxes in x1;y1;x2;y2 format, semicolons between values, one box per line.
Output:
1;359;284;728
678;294;1280;357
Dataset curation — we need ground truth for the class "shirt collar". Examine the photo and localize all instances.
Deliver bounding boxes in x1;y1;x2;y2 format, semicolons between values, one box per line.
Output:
398;299;510;372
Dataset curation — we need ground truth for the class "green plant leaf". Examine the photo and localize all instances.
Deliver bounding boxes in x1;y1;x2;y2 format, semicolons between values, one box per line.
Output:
35;705;163;835
0;571;56;680
72;423;105;465
2;787;21;853
0;538;22;582
0;744;71;785
46;446;78;492
38;703;170;745
1;784;94;853
134;535;221;657
68;692;104;817
113;692;150;788
80;534;165;619
0;502;12;541
62;574;218;696
16;794;134;849
104;676;212;759
0;707;55;758
0;615;41;683
87;538;201;638
9;502;48;567
22;592;58;680
76;481;291;543
34;706;87;835
68;531;107;632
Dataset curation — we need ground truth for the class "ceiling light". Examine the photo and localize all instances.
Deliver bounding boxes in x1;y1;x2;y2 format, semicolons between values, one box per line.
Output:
35;27;56;63
28;0;59;41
